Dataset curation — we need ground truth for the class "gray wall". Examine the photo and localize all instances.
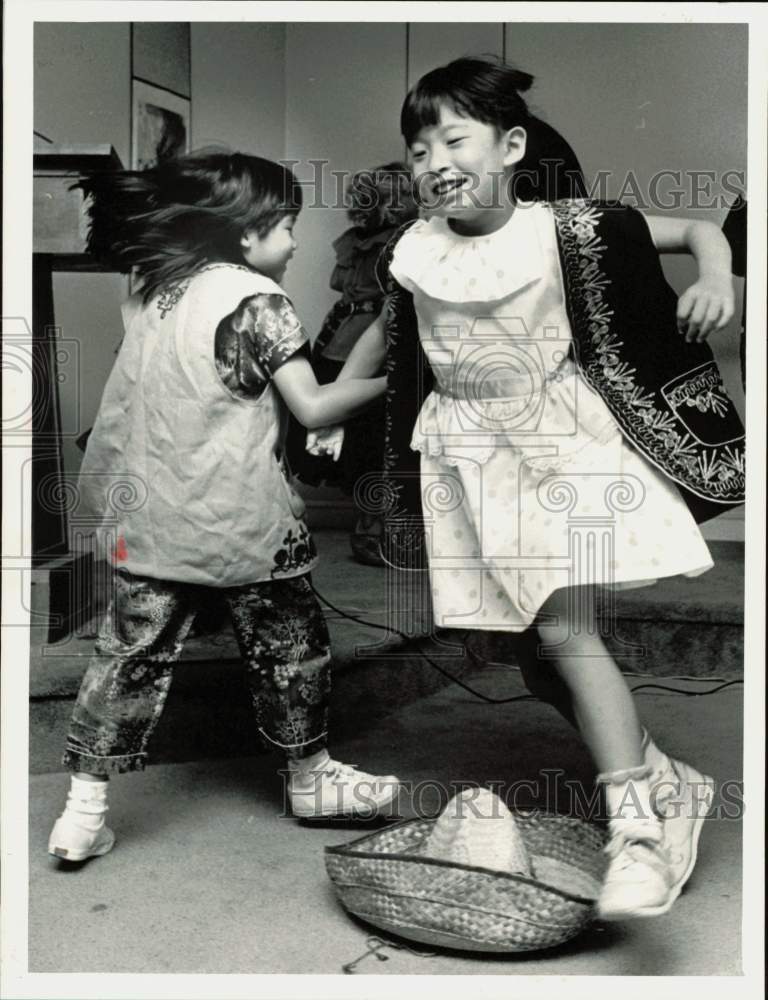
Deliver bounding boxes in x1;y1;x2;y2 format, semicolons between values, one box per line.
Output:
34;23;132;167
282;22;407;332
190;22;285;159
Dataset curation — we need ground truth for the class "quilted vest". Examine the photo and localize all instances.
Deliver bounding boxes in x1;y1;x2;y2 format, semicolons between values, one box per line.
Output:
78;265;317;586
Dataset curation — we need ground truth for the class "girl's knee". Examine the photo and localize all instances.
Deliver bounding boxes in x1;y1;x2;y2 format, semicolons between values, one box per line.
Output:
537;587;598;648
534;615;572;653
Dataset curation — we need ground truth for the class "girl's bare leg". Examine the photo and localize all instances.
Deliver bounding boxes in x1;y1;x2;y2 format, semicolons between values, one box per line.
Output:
536;587;643;773
536;586;674;919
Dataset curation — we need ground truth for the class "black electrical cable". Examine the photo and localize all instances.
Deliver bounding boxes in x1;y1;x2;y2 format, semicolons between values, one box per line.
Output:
312;584;536;704
311;583;744;705
625;679;743;697
465;638;744;697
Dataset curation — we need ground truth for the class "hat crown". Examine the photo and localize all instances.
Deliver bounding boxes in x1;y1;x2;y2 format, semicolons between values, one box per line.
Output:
422;788;532;876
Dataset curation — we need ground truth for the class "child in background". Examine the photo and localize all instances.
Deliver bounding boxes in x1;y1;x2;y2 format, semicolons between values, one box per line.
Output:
315;58;744;919
290;162;418;565
48;151;400;863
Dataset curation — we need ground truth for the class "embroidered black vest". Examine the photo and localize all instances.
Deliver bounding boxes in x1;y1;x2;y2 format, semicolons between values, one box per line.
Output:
373;200;745;564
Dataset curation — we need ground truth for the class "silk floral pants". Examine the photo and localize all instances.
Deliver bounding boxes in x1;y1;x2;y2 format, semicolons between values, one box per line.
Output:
62;570;331;774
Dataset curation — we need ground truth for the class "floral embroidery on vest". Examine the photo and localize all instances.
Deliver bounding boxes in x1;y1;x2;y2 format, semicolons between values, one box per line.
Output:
271;526;317;578
156;265;258;319
664;363;731;417
156;280;190;318
552;200;745;503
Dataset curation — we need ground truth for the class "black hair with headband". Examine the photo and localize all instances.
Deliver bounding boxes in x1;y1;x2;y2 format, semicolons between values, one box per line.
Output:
401;56;587;202
401;57;533;145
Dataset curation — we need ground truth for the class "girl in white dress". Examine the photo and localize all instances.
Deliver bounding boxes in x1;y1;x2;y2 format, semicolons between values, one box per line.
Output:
313;58;742;920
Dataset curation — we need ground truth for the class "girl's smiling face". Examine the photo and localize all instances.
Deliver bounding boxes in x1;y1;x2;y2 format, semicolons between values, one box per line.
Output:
240;214;298;282
408;105;526;236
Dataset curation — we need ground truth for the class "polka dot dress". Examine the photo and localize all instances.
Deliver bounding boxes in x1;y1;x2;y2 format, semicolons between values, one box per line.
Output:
390;204;713;632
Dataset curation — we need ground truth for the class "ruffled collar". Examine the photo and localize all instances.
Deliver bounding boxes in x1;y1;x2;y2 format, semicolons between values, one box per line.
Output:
390;203;547;303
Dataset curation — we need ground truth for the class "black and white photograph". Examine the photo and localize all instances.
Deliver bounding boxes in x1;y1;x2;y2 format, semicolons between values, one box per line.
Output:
2;2;765;998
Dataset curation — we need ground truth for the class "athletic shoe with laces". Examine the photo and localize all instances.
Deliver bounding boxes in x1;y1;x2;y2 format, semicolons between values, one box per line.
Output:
596;821;675;920
48;812;115;861
288;759;401;819
651;757;715;906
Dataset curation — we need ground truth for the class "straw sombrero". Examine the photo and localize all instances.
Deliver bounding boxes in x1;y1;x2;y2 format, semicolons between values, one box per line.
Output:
325;788;607;953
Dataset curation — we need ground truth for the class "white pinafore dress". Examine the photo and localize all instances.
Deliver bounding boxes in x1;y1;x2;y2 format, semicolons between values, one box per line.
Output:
389;203;713;631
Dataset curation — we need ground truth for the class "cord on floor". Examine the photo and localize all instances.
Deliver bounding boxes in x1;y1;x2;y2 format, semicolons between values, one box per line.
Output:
310;584;743;706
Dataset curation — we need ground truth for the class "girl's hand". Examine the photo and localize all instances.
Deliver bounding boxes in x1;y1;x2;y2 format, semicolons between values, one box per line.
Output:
646;216;735;343
676;274;735;342
306;425;344;461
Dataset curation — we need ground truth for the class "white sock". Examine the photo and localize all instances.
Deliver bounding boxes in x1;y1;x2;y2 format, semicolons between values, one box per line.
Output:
641;730;678;795
598;765;661;840
65;776;109;831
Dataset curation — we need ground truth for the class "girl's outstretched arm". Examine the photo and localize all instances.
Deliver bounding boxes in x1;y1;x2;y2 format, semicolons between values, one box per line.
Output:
224;291;386;432
645;215;735;342
273;356;385;430
336;312;387;381
304;311;388;455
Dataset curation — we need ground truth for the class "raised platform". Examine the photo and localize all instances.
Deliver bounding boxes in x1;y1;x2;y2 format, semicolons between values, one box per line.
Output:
29;532;743;773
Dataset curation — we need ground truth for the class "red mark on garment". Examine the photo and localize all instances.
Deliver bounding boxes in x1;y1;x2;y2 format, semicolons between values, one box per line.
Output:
114;536;128;562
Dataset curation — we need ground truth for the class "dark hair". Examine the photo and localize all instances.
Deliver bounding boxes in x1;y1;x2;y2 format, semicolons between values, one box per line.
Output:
77;150;302;302
401;57;533;145
345;161;419;232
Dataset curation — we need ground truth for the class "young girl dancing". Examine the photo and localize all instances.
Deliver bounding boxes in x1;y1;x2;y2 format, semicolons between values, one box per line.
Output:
315;58;745;919
48;151;400;862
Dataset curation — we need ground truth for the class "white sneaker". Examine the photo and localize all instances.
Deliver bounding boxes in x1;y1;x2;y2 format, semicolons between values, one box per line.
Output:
288;759;401;819
651;757;715;905
48;778;115;861
597;822;674;920
48;812;115;861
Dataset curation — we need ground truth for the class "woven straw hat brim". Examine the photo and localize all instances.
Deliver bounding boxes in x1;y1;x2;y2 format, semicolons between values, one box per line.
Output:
325;811;607;953
341;914;571;954
326;846;599;905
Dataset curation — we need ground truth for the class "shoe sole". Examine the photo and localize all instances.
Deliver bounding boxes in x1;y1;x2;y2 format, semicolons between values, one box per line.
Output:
48;829;116;862
291;784;401;820
598;769;715;920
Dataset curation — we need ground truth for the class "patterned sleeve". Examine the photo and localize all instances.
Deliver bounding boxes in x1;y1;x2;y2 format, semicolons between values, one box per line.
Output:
230;293;310;375
215;293;309;400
